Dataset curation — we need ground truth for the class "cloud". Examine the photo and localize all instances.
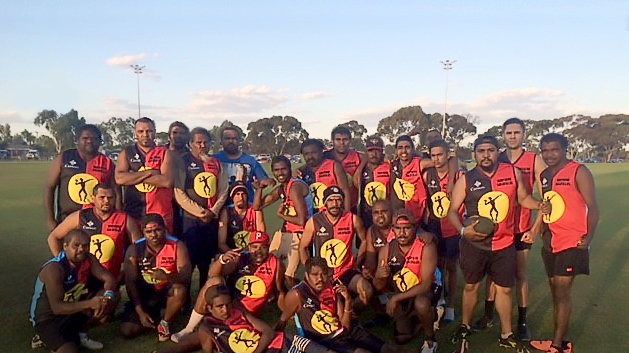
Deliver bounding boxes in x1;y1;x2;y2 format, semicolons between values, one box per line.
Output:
301;91;331;100
0;110;25;124
105;54;147;68
188;85;288;114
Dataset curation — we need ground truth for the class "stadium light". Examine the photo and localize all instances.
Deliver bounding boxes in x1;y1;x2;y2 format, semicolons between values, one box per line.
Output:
130;64;145;120
440;59;456;138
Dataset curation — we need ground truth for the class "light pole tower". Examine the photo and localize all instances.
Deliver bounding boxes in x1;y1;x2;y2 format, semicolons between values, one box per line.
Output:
440;60;456;138
130;64;145;120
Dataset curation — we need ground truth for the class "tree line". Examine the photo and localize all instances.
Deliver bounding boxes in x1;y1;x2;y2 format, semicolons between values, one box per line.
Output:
1;106;627;162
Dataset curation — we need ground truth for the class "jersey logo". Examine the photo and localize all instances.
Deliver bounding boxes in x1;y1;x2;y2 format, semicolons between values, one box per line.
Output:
320;239;348;268
430;191;451;219
316;226;329;237
542;191;566;224
68;173;98;205
130;153;141;163
135;166;156;193
63;283;87;302
228;328;260;353
470;180;485;192
234;231;250;250
213;327;226;337
394;268;420;292
194;172;217;198
64;159;79;169
310;182;326;209
364;181;387;207
235;275;265;299
477;191;509;223
393;178;415;202
90;234;115;263
311;309;339;335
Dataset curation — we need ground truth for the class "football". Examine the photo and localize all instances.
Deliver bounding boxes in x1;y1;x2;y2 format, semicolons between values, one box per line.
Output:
463;215;495;236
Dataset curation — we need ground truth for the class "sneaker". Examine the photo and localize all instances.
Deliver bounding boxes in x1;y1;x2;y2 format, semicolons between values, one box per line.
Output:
420;340;438;353
471;315;494;332
517;322;531;341
530;340;572;353
79;333;104;350
451;324;472;344
434;305;445;331
450;336;469;353
498;334;530;353
171;329;191;343
31;334;44;349
158;320;171;342
444;307;455;323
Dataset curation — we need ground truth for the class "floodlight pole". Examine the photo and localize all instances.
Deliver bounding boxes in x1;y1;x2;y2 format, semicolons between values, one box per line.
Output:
440;60;456;138
130;65;145;120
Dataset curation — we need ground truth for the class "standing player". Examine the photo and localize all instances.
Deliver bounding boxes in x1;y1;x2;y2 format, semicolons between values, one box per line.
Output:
355;135;391;230
476;118;547;339
44;124;119;231
530;133;598;353
166;121;190;238
121;214;192;341
218;182;265;253
47;183;141;283
174;127;229;289
423;139;464;323
30;230;116;353
300;187;372;306
253;155;313;287
447;135;543;352
373;209;439;352
116;118;175;233
297;139;352;212
323;126;363;210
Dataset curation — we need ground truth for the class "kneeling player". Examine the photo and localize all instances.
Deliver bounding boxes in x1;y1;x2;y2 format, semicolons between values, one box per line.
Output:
121;214;192;341
373;209;439;352
30;230;117;353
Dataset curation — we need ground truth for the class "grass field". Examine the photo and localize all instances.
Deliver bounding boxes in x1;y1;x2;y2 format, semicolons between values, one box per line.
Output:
2;161;629;352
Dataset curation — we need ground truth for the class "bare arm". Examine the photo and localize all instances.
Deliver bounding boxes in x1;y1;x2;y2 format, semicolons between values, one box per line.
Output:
169;241;192;284
277;182;308;227
126;215;142;243
144;149;174;188
198;322;217;353
47;211;79;256
276;289;300;330
373;244;390;292
44;154;62;231
124;245;142;307
275;259;286;311
299;218;315;265
516;168;540;210
364;227;377;273
245;311;276;353
217;209;230;253
334;161;352;212
336;292;353;330
208;168;230;216
208;250;240;278
255;211;266;233
447;176;487;241
253;179;279;211
534;154;547;197
110;163;123;210
353;215;367;267
115;149;151;186
576;165;599;247
40;263;101;315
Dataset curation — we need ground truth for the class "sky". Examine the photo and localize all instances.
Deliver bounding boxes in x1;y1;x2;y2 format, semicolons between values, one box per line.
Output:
1;1;628;141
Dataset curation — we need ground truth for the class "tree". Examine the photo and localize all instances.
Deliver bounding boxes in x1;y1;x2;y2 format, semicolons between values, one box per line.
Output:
34;109;86;153
20;130;36;146
443;114;477;147
34;135;57;156
156;132;169;146
377;106;432;146
0;124;11;142
337;120;368;151
98;117;135;150
565;114;629;162
244;116;309;156
209;120;247;154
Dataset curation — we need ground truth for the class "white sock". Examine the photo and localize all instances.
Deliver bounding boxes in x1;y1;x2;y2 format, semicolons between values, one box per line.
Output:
183;310;204;333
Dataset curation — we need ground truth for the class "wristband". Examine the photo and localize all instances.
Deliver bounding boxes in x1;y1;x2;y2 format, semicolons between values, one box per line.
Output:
344;308;353;313
103;290;116;300
460;227;465;237
219;254;229;265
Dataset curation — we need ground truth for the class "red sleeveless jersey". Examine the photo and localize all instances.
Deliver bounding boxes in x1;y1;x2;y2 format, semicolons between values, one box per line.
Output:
202;309;284;353
182;153;222;212
359;162;392;216
283;179;306;233
136;237;178;292
315;159;339;187
313;212;355;280
79;208;128;277
294;281;342;341
123;145;173;233
388;238;426;293
512;151;537;233
398;157;428;222
541;161;588;253
464;163;518;251
425;168;464;238
236;253;279;314
227;207;259;250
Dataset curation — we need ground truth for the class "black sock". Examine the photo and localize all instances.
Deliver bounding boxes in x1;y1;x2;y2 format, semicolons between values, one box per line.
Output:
484;300;495;318
518;306;527;325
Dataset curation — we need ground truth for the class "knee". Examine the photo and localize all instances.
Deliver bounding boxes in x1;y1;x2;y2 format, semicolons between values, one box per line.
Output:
169;283;188;301
394;334;413;345
496;285;512;296
358;278;373;302
464;283;479;293
120;323;140;339
414;295;431;314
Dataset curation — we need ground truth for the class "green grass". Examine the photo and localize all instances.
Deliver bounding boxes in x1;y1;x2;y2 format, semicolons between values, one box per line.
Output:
2;161;629;352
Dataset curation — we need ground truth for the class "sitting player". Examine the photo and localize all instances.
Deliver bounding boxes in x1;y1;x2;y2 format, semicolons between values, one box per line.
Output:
120;214;192;342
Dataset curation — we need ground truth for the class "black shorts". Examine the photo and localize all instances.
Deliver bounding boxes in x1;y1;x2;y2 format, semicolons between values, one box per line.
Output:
515;232;533;251
337;269;361;287
181;217;218;269
320;326;384;353
459;239;516;288
393;283;442;336
34;313;89;351
438;236;460;258
121;287;169;325
542;247;589;277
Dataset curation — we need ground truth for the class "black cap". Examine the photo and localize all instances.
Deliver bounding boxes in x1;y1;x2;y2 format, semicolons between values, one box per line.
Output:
473;134;500;150
229;181;249;198
323;186;344;204
365;135;385;150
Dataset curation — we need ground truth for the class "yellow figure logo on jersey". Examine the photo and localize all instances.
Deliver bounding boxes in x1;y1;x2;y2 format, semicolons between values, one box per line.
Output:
321;239;348;268
394;268;420;292
90;234;115;263
135;166;156;193
364;181;387;207
310;182;327;209
234;231;250;249
542;191;566;224
477;191;509;223
283;203;297;217
393;178;415;202
311;309;339;335
68;173;98;205
63;283;87;303
141;267;171;285
431;191;451;219
194;172;217;198
235;275;265;299
228;328;260;353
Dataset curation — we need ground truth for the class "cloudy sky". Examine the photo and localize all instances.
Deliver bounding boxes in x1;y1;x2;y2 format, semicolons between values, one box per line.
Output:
1;1;628;139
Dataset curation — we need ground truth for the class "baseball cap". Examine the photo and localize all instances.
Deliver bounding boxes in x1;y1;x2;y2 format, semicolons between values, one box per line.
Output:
473;134;500;150
365;135;385;150
323;186;344;204
392;208;416;225
249;231;270;244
